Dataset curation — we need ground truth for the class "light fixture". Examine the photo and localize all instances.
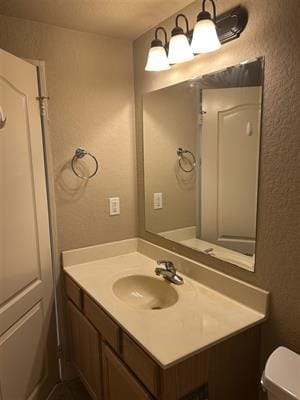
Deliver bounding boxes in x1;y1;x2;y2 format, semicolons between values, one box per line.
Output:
191;0;221;54
168;14;194;64
145;27;170;71
145;6;248;72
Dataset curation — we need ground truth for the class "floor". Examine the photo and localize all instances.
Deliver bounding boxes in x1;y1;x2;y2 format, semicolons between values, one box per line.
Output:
48;380;91;400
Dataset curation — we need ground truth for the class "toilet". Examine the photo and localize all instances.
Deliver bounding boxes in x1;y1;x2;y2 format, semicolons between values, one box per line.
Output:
262;346;300;400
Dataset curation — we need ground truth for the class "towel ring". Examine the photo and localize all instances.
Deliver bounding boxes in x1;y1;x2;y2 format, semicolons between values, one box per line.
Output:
71;148;99;179
176;147;196;173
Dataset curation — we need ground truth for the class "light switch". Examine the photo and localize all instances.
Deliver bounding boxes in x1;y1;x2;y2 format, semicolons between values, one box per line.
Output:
109;197;120;215
153;192;163;209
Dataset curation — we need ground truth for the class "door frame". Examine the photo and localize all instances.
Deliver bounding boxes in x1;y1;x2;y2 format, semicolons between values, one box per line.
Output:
27;59;74;382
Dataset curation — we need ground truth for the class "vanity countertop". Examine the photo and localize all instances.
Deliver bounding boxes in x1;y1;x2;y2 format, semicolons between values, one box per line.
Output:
63;239;268;368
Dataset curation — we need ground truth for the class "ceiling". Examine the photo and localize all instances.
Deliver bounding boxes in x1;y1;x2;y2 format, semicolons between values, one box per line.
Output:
0;0;194;40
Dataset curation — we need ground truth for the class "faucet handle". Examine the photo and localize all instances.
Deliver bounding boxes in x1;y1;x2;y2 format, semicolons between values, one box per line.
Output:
157;260;176;272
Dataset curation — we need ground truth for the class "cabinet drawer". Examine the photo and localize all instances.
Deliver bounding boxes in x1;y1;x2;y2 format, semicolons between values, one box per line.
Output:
65;275;83;310
84;294;120;352
123;333;159;397
103;343;153;400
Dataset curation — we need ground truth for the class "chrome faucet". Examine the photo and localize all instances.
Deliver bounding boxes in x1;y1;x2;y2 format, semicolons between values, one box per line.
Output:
155;260;184;285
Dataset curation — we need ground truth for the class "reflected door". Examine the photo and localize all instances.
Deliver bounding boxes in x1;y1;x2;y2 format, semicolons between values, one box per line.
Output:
0;49;58;400
201;87;261;254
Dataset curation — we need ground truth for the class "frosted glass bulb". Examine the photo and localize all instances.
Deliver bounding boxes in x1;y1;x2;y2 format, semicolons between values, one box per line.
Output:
145;46;170;71
191;19;221;54
168;34;194;64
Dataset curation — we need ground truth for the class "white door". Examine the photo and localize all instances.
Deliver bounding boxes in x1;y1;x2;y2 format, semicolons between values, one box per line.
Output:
201;87;261;254
0;49;58;400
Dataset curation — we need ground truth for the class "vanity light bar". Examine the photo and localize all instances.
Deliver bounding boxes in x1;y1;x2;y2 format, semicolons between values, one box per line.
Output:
145;5;248;72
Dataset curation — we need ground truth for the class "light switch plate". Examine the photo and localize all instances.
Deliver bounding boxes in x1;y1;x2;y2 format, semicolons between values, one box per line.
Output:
109;197;120;215
153;192;163;209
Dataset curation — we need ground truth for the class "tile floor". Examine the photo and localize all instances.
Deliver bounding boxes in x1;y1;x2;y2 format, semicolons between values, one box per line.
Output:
48;380;91;400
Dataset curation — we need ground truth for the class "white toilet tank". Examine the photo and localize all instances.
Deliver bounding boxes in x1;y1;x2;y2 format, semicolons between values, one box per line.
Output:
262;346;300;400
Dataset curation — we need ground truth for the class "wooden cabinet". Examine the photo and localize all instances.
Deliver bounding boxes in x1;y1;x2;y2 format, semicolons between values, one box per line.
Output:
66;275;83;310
123;333;159;397
67;300;103;400
208;326;260;400
102;343;153;400
84;294;121;353
65;273;261;400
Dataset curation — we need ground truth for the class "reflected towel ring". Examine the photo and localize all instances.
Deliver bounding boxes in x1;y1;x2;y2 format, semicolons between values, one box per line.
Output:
0;107;7;129
71;148;99;179
176;147;196;172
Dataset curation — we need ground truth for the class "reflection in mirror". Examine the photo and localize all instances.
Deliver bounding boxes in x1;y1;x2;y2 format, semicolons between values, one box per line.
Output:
143;58;264;271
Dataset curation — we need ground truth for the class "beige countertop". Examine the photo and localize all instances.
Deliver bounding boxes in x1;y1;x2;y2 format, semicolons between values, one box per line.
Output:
63;239;268;368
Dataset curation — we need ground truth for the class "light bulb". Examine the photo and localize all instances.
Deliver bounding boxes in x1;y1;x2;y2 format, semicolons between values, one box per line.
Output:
191;18;221;54
168;34;194;64
145;46;170;71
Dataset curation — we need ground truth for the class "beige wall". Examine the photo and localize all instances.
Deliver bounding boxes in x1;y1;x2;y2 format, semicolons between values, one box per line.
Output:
133;0;300;374
0;15;137;252
143;83;197;233
0;0;299;386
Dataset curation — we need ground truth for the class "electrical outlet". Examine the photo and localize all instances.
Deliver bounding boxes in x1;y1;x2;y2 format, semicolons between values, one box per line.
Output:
109;197;120;216
153;192;163;209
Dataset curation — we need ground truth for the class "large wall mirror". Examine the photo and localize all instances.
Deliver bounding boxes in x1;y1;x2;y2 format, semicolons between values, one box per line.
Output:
143;58;264;272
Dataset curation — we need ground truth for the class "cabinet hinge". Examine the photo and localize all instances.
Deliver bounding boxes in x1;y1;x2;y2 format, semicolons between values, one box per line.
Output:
36;96;50;117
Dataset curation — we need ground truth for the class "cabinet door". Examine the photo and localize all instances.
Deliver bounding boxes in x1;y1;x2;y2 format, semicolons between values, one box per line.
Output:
68;300;102;400
102;343;153;400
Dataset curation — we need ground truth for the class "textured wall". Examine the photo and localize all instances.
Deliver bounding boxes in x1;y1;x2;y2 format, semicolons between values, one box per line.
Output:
144;83;197;233
0;0;193;39
0;15;137;252
133;0;300;374
0;0;299;387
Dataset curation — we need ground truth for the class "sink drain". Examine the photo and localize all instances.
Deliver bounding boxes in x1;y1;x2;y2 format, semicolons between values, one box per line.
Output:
151;306;162;310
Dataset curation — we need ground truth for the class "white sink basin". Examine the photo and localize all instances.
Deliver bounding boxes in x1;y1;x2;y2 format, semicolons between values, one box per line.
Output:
112;275;178;310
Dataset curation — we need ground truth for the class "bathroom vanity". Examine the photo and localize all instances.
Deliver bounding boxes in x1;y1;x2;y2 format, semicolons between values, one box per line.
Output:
63;239;268;400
